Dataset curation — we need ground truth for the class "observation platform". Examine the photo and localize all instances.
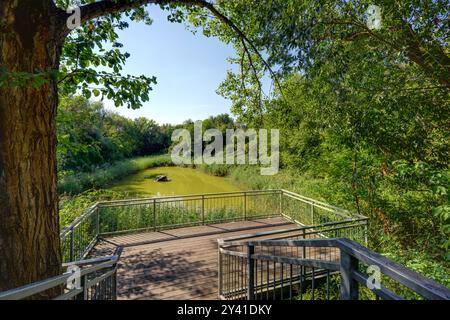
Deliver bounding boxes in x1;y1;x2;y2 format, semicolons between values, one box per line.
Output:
3;190;447;301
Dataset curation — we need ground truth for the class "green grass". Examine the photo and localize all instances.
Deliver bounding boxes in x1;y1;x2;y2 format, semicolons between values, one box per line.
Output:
58;154;173;195
93;192;280;234
196;163;232;177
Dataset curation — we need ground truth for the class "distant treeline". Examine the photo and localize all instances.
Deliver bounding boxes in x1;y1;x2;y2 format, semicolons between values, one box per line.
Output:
57;96;239;179
57;96;175;177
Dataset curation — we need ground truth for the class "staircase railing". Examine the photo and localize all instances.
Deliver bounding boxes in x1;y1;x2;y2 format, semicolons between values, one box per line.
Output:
218;236;450;300
0;247;123;300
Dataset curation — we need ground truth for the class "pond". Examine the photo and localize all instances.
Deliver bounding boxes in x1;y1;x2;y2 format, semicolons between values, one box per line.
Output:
110;166;242;196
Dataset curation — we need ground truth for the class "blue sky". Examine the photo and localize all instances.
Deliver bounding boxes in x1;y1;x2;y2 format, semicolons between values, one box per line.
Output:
99;7;239;125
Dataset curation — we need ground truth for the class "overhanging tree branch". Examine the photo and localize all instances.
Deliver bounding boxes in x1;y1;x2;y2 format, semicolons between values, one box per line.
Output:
195;1;284;95
78;0;160;25
67;0;284;94
322;17;450;88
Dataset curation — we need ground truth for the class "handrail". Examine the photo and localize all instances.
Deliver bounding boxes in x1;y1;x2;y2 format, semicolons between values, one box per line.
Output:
282;192;353;220
219;218;367;244
59;190;283;242
336;238;450;300
218;236;450;300
60;204;99;239
281;189;368;219
222;238;340;248
0;247;123;300
95;189;282;206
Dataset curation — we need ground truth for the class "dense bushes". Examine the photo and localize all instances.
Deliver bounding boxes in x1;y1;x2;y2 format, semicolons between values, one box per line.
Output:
217;164;449;287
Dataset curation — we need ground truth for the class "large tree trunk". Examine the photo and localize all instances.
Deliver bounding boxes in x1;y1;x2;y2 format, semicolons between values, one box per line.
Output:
0;1;64;296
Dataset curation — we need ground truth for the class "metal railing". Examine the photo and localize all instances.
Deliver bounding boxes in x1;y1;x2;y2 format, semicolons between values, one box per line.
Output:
1;189;368;300
59;189;368;263
218;235;450;300
0;247;123;300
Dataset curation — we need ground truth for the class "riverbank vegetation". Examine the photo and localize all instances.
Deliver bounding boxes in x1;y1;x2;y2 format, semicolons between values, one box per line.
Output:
57;96;177;194
58;154;173;194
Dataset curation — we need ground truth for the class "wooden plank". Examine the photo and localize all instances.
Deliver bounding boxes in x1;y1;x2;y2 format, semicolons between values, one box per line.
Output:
118;226;295;255
127;275;219;300
108;219;292;248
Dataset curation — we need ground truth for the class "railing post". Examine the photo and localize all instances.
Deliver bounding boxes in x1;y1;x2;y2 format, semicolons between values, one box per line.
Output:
247;244;255;300
364;221;369;246
302;229;306;258
218;244;223;298
96;207;100;238
69;228;74;262
112;265;118;300
244;192;247;220
279;190;282;216
153;199;156;231
76;274;87;300
82;275;88;300
340;251;359;300
310;202;314;225
201;195;205;225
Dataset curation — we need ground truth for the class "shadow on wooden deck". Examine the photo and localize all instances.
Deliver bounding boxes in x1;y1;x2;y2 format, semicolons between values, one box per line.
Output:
90;217;296;300
118;248;218;299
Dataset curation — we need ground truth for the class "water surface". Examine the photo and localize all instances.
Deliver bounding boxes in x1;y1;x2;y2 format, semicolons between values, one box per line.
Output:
110;166;241;196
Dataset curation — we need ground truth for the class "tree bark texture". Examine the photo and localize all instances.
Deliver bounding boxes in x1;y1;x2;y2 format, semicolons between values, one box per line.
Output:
0;0;64;296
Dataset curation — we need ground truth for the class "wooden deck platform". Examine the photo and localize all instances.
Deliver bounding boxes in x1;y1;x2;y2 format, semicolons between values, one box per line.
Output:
92;217;296;300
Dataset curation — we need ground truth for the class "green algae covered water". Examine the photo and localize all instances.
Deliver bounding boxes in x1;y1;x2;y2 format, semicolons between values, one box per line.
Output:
110;166;241;196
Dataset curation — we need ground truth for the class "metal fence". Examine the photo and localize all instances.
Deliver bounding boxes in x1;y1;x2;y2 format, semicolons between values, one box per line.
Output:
59;189;368;263
218;236;450;300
